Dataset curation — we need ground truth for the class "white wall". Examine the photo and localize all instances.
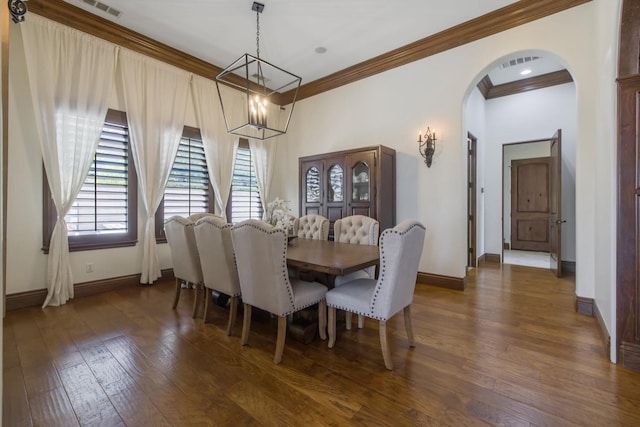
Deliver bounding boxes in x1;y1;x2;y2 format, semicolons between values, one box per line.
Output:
502;140;551;247
485;83;577;261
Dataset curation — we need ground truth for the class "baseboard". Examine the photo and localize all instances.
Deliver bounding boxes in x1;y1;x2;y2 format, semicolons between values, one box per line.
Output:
417;272;465;291
6;269;175;311
478;253;501;265
620;341;640;371
593;300;611;359
575;295;594;316
503;243;510;250
562;260;576;273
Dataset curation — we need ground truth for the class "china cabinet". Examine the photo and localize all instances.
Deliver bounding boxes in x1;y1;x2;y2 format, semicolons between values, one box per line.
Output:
299;145;395;239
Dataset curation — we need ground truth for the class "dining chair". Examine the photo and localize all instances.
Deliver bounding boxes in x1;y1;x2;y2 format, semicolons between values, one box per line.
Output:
231;219;328;364
193;216;241;335
297;214;329;240
326;220;426;370
188;212;224;222
164;215;203;317
333;215;380;329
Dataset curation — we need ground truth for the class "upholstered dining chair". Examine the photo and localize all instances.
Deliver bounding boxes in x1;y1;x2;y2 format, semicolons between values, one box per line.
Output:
326;220;426;370
231;219;328;364
164;216;203;317
297;214;329;240
193;216;241;335
333;215;380;329
188;212;224;223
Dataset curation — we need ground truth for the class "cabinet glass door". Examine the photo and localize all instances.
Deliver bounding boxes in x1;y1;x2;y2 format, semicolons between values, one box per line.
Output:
306;166;321;202
352;161;370;202
327;164;343;202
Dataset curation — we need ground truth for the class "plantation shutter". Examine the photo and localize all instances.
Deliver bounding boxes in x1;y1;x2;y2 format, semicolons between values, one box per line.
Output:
229;144;263;222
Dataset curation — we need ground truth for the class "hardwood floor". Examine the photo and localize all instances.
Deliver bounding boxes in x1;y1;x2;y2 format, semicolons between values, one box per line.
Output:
4;263;640;426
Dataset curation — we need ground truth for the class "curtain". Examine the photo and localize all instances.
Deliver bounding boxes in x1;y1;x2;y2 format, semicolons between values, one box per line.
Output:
191;77;239;219
119;50;191;284
249;139;278;220
21;15;118;307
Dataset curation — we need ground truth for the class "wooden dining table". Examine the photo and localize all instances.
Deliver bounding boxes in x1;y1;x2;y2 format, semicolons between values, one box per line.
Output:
286;237;380;280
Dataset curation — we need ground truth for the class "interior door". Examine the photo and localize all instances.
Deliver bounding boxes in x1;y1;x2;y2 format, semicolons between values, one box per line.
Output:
510;157;551;251
549;129;563;277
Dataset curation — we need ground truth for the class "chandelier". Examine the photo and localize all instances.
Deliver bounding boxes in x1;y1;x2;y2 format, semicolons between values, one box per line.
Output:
215;2;301;140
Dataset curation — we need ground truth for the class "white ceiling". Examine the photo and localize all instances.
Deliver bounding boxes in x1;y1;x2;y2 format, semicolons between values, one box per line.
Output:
63;0;563;86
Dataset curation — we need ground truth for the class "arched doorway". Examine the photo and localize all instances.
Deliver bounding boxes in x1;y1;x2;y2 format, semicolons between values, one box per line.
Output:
462;51;577;277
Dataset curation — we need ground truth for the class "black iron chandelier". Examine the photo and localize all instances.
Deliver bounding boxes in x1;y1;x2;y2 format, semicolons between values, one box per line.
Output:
215;2;301;140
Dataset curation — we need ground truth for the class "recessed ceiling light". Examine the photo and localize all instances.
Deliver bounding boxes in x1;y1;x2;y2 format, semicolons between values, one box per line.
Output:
520;69;532;76
315;47;327;54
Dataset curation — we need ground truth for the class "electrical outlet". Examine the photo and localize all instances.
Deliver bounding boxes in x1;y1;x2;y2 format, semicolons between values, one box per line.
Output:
86;262;94;273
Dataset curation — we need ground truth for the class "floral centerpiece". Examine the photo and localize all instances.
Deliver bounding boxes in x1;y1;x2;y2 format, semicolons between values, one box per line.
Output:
266;197;294;237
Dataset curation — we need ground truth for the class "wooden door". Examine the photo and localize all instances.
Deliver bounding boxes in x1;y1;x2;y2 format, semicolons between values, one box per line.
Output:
324;157;346;239
346;150;376;218
549;130;563;277
300;159;324;216
510;157;551;251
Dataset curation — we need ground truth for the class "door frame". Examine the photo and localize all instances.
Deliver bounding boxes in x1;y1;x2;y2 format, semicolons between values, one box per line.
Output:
501;138;555;262
467;133;477;267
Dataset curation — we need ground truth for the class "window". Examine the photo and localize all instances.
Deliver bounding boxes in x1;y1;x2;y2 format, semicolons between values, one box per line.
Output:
155;126;213;241
226;139;263;222
43;109;138;252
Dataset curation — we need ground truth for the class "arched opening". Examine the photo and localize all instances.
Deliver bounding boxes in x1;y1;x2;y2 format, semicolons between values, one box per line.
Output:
462;50;577;277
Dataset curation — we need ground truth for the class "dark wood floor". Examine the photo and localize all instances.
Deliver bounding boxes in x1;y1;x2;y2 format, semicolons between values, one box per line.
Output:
3;263;640;426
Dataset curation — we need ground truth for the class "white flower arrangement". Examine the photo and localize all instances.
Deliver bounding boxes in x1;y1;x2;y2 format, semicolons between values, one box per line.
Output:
266;197;293;235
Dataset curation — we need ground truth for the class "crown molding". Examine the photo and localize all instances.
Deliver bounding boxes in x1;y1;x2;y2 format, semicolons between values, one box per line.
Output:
478;69;574;99
28;0;590;104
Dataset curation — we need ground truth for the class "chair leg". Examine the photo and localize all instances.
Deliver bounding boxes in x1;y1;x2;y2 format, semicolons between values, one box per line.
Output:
379;320;394;370
328;307;337;348
241;304;252;345
404;305;415;347
274;316;287;364
226;296;238;336
192;283;202;318
203;287;213;323
318;299;327;340
358;314;364;329
345;312;352;330
172;278;181;309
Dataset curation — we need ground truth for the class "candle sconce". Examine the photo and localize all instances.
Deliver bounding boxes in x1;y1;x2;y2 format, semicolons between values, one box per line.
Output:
418;127;437;167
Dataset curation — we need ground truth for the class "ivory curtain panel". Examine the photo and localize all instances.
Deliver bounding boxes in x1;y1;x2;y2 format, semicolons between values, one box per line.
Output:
21;15;118;307
249;139;278;220
119;50;191;284
191;76;239;219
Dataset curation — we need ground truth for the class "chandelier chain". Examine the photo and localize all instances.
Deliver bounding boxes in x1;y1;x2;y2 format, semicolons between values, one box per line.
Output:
256;10;260;59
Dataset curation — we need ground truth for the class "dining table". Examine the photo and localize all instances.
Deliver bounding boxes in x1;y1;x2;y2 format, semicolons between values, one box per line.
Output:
286;237;380;283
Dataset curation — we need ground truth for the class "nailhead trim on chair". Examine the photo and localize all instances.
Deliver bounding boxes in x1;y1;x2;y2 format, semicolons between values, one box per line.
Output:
327;222;426;321
234;221;298;315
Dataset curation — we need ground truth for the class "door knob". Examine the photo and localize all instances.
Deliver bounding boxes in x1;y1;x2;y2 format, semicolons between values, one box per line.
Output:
555;219;566;224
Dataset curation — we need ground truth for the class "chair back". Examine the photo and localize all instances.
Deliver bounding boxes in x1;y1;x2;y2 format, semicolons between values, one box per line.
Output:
334;215;379;245
188;213;225;223
297;214;329;240
193;216;241;297
231;219;295;316
370;220;425;320
164;216;202;284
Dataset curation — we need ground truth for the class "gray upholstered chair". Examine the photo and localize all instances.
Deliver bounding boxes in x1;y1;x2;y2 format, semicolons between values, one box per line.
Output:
231;219;328;364
164;216;203;317
333;215;380;329
326;220;426;370
193;216;241;335
297;214;329;240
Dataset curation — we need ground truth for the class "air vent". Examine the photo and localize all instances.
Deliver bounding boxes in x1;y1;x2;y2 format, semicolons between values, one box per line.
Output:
500;56;540;69
82;0;122;19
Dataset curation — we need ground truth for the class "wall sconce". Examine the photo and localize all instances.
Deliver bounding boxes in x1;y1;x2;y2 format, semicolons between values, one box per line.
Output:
418;127;437;167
